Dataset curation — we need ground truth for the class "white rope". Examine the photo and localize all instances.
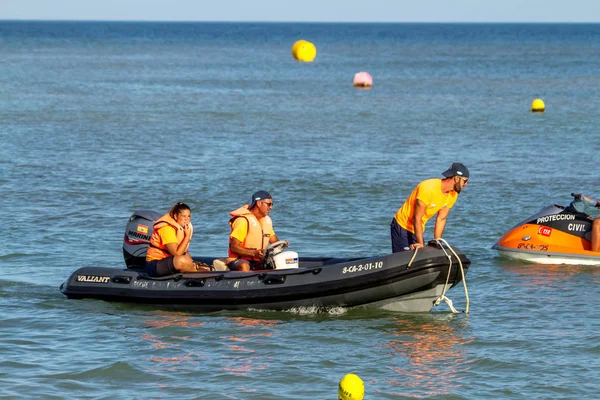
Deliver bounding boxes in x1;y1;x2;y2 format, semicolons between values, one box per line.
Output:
407;246;420;268
406;241;469;313
431;238;470;314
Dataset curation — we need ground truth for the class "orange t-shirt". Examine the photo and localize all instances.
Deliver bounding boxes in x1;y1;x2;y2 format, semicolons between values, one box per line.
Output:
230;217;275;244
394;178;458;234
146;225;178;261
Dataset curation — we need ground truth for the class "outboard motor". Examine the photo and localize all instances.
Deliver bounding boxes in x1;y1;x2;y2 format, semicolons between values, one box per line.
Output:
123;210;161;268
272;250;299;269
264;241;299;270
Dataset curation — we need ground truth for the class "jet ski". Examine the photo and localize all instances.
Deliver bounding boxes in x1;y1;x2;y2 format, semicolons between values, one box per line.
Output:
492;193;600;265
60;210;471;313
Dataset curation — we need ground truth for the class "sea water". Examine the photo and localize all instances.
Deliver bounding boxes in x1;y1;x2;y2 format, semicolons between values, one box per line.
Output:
1;21;599;399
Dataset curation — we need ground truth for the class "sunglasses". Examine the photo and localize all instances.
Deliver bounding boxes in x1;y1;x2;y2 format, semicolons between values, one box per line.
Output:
260;201;274;207
458;177;468;184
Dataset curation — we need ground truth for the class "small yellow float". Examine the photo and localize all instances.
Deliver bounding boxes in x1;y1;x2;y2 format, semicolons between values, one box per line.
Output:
338;373;364;400
531;98;545;112
292;40;317;62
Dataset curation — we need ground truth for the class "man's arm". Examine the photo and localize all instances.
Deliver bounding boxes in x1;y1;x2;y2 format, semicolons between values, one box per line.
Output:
229;218;264;260
433;207;450;239
412;199;427;247
230;237;264;260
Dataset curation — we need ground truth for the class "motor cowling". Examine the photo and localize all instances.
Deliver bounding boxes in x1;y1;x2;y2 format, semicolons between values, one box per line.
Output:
264;243;299;270
123;209;161;268
272;251;299;269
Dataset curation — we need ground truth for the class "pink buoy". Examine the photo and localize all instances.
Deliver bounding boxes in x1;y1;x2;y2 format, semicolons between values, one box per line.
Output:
353;72;373;87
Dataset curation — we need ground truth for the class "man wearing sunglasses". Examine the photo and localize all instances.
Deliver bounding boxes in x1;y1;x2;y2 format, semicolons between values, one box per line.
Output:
227;190;286;271
391;163;469;253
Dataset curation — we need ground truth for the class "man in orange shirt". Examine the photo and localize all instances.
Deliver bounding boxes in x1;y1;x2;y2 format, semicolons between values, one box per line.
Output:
227;190;286;271
391;163;469;253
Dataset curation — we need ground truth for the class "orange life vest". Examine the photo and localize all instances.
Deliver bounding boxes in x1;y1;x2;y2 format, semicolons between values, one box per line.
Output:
146;214;189;261
228;205;273;261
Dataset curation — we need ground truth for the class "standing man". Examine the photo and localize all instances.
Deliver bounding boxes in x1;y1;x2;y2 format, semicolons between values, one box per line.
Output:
391;163;469;253
227;190;286;271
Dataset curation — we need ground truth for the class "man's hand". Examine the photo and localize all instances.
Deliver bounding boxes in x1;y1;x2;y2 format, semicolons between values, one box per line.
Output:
410;243;423;251
254;249;265;260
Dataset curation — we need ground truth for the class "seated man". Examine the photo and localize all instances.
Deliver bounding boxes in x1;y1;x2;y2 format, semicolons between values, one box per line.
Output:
569;194;600;252
226;190;287;271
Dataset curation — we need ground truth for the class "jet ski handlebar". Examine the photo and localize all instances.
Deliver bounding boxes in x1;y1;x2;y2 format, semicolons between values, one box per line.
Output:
571;193;600;208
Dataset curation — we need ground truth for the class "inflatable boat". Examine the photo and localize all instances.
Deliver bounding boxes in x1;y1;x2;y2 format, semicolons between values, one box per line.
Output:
492;193;600;265
60;210;471;312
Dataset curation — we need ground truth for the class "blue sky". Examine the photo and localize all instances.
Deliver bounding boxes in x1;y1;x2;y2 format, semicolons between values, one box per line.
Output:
2;0;599;22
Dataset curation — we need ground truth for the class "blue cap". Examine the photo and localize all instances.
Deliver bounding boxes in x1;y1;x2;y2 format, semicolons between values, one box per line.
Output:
442;163;469;178
250;190;272;209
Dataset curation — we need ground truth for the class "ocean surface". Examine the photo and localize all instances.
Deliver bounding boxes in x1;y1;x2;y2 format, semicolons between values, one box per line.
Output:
1;21;600;399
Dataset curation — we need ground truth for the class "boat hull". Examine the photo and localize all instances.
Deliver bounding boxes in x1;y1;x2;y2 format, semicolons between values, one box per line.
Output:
494;247;600;266
493;203;600;266
60;245;470;312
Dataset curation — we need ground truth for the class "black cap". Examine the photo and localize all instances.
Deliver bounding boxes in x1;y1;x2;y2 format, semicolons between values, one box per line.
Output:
250;190;272;209
442;163;469;178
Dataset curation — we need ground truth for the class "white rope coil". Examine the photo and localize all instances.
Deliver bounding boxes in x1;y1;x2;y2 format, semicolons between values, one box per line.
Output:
407;240;470;314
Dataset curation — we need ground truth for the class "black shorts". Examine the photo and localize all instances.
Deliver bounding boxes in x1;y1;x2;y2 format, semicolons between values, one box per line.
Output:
227;259;264;271
390;218;417;253
145;257;176;277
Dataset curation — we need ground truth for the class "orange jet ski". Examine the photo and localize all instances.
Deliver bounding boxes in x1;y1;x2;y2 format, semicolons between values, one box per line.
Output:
492;193;600;265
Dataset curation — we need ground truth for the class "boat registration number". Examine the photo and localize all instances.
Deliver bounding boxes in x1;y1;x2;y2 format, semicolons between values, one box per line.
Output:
517;243;549;251
342;261;384;274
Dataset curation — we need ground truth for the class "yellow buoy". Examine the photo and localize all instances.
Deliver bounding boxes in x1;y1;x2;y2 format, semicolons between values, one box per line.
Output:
338;373;364;400
292;40;317;62
531;98;545;112
292;40;306;55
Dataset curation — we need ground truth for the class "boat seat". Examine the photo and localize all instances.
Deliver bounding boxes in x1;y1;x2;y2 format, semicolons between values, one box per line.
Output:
212;258;230;271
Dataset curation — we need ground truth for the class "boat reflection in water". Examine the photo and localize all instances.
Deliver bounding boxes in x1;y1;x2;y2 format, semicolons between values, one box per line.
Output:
376;315;473;398
139;313;280;385
220;317;279;377
500;259;599;287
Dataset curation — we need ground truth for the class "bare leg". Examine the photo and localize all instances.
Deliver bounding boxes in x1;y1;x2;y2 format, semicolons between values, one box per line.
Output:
229;259;251;272
592;219;600;252
173;253;202;273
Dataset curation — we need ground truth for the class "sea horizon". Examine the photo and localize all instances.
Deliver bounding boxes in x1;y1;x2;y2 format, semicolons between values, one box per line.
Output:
1;19;599;24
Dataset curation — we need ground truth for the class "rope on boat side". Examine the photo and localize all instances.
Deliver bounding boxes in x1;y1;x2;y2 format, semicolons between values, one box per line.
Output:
407;240;470;313
407;247;419;267
432;238;470;314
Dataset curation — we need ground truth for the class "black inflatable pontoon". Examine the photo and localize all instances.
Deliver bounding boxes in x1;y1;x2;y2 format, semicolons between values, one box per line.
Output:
60;210;470;312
